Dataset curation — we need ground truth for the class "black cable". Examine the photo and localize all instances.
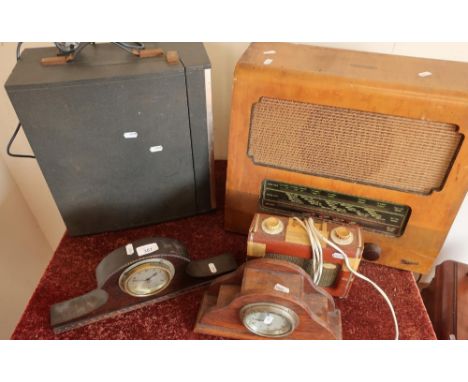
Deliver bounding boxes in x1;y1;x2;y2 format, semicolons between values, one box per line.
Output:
117;42;145;50
7;122;35;159
112;42;145;55
69;42;91;59
7;42;144;159
54;42;80;55
6;43;36;159
54;42;143;60
16;42;23;60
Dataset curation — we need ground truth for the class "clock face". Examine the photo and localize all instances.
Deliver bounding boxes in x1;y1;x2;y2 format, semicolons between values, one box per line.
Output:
119;259;175;297
240;303;299;338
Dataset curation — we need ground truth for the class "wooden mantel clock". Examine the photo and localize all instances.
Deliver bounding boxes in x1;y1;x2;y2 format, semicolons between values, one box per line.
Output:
194;258;342;340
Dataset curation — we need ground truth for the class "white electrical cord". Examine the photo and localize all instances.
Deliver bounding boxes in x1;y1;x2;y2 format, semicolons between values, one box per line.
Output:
294;217;323;284
294;216;399;340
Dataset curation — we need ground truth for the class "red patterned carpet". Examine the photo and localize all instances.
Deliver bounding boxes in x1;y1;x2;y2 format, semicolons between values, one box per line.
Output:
11;161;436;340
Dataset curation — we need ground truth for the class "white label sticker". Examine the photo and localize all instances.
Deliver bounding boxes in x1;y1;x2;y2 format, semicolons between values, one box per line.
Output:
149;145;163;153
418;71;432;78
274;283;290;294
332;252;344;260
125;244;134;256
264;315;274;324
208;263;217;273
136;243;159;256
123;132;138;139
263;58;273;65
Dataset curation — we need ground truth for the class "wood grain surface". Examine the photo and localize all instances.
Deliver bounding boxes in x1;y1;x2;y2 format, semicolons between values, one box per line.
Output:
225;42;468;274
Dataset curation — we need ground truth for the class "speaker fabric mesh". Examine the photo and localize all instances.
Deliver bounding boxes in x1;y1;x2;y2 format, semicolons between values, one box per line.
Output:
248;97;463;194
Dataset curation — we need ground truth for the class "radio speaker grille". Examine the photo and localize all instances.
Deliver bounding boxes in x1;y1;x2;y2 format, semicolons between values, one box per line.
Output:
248;97;463;194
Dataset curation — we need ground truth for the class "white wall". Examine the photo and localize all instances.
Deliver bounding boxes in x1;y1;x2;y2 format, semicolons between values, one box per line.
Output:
0;43;65;250
0;43;54;339
204;43;250;158
0;155;52;338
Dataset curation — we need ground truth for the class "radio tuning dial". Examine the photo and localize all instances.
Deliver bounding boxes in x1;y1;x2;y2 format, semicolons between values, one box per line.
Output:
261;217;284;235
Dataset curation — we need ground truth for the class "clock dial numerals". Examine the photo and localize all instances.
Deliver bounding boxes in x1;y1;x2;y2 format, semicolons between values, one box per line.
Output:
240;303;299;338
119;259;175;297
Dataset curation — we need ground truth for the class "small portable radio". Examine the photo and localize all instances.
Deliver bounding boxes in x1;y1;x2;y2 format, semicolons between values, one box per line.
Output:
247;213;363;298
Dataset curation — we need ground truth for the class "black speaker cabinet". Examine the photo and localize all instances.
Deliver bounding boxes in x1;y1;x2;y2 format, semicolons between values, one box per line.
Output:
5;42;215;236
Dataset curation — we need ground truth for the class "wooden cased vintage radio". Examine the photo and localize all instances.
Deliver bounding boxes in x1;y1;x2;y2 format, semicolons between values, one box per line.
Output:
225;43;468;274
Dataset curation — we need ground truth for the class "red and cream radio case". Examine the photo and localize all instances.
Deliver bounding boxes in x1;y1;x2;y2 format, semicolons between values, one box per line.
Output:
247;213;363;298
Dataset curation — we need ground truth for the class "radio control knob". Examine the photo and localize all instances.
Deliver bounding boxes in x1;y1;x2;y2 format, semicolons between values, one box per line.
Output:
331;226;353;245
363;243;381;261
335;227;351;240
261;217;284;235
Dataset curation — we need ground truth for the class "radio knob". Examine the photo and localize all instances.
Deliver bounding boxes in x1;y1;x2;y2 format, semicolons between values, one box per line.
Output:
335;227;351;240
331;226;353;245
261;217;284;235
363;243;381;261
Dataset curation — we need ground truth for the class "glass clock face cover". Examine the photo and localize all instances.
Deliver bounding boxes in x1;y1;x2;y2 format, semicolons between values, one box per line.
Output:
240;303;299;337
119;259;175;297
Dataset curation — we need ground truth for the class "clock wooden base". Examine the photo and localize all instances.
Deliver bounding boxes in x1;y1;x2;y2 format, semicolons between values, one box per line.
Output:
194;258;342;340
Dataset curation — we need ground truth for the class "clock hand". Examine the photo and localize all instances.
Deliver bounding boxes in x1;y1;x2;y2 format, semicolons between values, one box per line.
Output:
143;272;159;282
